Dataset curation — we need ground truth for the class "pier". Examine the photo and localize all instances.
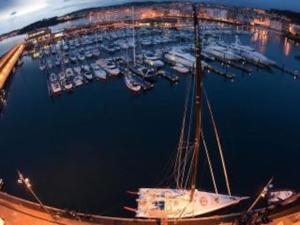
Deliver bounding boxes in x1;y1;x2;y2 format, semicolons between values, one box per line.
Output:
272;64;300;79
0;43;25;90
205;64;235;80
0;191;299;225
213;57;253;74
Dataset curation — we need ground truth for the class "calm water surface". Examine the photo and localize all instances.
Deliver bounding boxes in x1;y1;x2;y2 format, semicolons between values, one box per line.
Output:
0;26;299;216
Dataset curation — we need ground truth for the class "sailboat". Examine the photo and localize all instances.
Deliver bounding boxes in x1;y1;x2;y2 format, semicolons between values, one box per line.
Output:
134;6;247;219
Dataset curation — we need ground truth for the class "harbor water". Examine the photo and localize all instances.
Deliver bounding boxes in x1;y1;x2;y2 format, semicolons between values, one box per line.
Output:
0;24;300;217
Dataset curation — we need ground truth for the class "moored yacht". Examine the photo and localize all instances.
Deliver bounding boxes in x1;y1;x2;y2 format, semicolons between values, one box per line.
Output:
39;63;46;71
172;63;189;74
124;73;141;92
92;49;100;57
229;36;276;66
78;54;85;61
84;71;93;81
81;64;90;73
130;64;157;82
70;55;77;63
96;59;120;76
164;49;195;68
65;68;74;78
73;76;84;87
63;78;73;91
49;73;58;83
91;63;107;80
58;71;66;81
158;69;179;82
63;57;69;64
85;51;93;59
143;53;164;68
50;81;62;94
203;44;241;61
73;66;82;75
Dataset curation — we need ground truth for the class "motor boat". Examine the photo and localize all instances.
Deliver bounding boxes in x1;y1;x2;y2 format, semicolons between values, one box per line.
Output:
70;55;77;63
73;76;84;87
39;63;46;71
78;54;85;61
91;63;107;80
203;45;241;61
143;53;164;68
158;69;179;82
96;59;120;76
58;72;66;81
73;66;81;75
124;74;141;92
63;57;69;64
63;78;73;91
172;64;189;74
50;81;62;94
229;36;276;65
85;51;93;59
49;73;58;83
92;49;100;57
84;71;93;81
81;64;90;73
65;68;74;78
164;49;195;68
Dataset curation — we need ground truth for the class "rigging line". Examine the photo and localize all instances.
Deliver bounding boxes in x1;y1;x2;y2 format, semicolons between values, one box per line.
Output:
183;145;194;189
204;88;231;196
201;131;219;194
174;73;193;188
154;147;179;187
180;73;196;188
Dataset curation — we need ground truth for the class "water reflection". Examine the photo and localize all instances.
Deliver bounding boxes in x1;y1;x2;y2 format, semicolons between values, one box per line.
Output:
251;28;269;54
283;37;291;56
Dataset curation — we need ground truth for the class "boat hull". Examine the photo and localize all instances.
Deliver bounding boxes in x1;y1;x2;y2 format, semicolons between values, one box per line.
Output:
136;188;247;219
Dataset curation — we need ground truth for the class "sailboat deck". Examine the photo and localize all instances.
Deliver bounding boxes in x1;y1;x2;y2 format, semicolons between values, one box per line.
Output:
136;188;246;219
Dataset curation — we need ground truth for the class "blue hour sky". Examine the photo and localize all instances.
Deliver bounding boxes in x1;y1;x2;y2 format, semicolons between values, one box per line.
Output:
0;0;299;35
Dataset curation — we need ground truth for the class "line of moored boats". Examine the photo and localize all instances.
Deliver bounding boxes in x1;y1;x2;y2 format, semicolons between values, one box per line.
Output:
34;27;278;95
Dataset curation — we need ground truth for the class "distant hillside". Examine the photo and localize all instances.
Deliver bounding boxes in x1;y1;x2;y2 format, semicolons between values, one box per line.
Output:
270;9;300;24
18;14;83;35
65;1;179;16
18;17;59;34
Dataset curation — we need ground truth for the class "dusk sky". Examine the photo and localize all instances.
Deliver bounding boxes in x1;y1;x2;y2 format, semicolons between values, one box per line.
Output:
0;0;299;35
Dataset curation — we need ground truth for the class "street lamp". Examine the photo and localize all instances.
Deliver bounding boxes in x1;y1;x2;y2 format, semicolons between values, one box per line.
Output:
17;170;56;220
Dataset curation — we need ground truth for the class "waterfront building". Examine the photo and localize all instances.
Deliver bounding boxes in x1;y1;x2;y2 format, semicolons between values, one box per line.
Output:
289;24;300;36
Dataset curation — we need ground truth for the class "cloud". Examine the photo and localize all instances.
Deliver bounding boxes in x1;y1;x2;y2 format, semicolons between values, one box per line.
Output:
0;0;48;20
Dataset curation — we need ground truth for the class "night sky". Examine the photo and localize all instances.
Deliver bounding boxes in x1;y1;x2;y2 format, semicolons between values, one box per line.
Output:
0;0;299;35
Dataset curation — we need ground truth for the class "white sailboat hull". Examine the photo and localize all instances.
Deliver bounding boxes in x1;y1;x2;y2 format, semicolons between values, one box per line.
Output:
124;76;141;92
136;188;247;219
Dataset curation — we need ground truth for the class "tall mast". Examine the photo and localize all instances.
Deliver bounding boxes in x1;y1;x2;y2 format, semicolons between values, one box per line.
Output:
190;4;204;199
132;6;136;66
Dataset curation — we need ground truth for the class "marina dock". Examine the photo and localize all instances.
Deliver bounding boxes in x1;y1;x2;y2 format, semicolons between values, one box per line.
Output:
0;43;25;90
206;64;235;80
272;64;300;79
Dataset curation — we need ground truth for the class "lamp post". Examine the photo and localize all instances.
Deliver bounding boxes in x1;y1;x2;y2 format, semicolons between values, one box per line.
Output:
17;170;55;220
